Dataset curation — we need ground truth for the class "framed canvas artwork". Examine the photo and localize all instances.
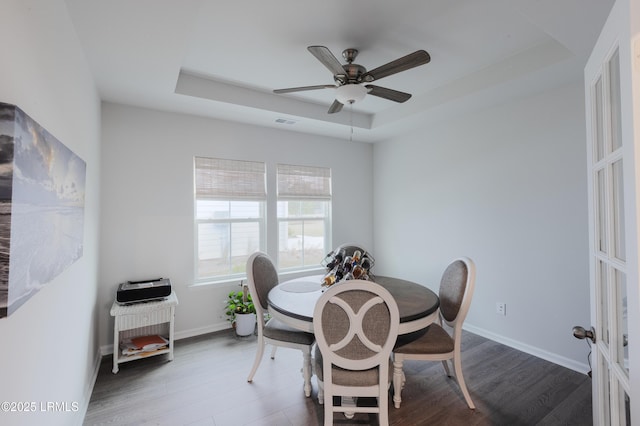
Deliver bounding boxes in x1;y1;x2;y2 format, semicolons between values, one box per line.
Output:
0;102;86;318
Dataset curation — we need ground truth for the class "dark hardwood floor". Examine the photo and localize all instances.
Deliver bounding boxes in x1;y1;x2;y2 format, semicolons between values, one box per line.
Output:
84;330;592;426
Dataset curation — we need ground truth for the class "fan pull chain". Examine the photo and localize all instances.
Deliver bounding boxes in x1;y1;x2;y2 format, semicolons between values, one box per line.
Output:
349;101;354;142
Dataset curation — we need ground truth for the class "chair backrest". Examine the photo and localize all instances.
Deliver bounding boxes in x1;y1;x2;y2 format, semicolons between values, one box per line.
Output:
246;251;279;317
313;280;399;372
438;257;476;329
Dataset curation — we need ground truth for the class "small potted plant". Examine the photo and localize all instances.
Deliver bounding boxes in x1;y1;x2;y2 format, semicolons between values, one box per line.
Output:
224;285;256;336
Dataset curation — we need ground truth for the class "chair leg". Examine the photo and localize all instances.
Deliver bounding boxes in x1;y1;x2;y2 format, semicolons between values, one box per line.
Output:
442;359;452;377
392;357;404;408
342;397;357;419
270;345;277;359
323;390;332;426
247;338;265;383
453;352;475;410
317;379;324;404
302;349;312;397
379;392;389;426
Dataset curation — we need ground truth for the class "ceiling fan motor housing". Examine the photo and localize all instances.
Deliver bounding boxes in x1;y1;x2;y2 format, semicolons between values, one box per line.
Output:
333;48;367;85
335;63;367;85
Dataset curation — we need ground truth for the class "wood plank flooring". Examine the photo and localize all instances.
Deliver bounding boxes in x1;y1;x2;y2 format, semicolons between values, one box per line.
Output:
84;330;592;426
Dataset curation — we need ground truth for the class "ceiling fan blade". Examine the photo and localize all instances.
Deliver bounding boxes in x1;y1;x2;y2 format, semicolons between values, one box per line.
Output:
308;46;346;76
274;84;336;94
328;99;344;114
361;50;430;82
365;85;412;103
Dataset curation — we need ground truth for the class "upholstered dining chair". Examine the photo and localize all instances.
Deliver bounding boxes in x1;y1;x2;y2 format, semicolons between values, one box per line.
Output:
313;280;400;426
245;251;315;397
392;257;476;409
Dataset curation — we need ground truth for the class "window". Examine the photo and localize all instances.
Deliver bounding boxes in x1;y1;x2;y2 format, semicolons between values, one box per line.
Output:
194;157;265;282
277;164;331;270
193;158;331;283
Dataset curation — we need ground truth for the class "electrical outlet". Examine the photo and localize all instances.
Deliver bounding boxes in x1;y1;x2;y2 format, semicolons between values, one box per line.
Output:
496;302;506;316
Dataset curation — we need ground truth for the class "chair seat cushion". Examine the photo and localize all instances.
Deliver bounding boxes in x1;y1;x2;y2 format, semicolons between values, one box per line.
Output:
393;324;454;354
264;317;315;345
314;346;393;386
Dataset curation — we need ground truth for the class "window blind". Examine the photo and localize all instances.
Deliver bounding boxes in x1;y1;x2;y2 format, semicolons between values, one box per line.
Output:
195;157;266;200
277;164;331;199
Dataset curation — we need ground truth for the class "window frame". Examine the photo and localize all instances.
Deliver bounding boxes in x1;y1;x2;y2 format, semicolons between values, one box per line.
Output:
276;164;332;272
192;158;332;285
193;157;266;284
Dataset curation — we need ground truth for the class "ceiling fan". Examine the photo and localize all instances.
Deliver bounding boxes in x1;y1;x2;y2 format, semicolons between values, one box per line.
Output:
273;46;431;114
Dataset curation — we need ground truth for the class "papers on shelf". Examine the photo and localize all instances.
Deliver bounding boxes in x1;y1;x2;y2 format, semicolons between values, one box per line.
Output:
121;335;169;356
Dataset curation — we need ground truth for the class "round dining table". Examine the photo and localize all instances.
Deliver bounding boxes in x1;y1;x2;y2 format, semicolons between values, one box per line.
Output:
267;274;440;335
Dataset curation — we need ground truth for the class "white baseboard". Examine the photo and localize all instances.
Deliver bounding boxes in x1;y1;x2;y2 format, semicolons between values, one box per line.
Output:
464;324;590;375
175;322;230;340
79;348;104;425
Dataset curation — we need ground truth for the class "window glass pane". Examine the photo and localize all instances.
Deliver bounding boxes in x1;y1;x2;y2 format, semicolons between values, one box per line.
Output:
620;385;630;426
230;201;261;219
303;219;325;264
599;260;609;347
278;219;326;270
279;200;300;218
609;50;622;151
197;222;229;277
615;268;629;376
595;76;605;161
277;197;330;271
601;356;611;426
197;200;261;220
230;222;260;273
597;168;607;254
280;200;328;217
196;218;261;279
305;200;328;216
612;160;625;261
279;220;303;269
197;200;229;220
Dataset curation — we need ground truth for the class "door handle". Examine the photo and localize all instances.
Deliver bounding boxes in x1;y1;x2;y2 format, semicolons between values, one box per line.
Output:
572;326;596;344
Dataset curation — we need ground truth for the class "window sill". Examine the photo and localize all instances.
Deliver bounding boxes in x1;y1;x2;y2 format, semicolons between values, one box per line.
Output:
278;266;325;280
189;278;245;288
189;266;325;288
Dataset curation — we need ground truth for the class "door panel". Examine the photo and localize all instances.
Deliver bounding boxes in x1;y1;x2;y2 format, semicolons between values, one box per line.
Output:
585;0;639;424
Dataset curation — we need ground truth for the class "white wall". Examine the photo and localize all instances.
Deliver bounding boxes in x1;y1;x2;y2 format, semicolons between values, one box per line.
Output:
0;1;101;425
99;103;373;351
373;82;591;372
100;84;592;373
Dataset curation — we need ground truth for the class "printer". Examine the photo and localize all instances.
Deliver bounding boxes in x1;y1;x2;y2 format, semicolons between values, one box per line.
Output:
116;278;172;304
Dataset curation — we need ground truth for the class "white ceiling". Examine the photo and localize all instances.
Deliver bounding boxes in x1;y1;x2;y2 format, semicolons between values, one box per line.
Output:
64;0;614;142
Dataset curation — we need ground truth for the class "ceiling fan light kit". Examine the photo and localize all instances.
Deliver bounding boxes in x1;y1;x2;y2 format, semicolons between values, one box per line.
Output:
273;45;430;114
335;84;367;104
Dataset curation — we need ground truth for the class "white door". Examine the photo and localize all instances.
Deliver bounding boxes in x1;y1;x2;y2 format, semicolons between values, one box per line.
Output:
584;0;640;424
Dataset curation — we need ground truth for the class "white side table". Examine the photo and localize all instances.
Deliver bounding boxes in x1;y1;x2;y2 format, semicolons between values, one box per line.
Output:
110;292;178;373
